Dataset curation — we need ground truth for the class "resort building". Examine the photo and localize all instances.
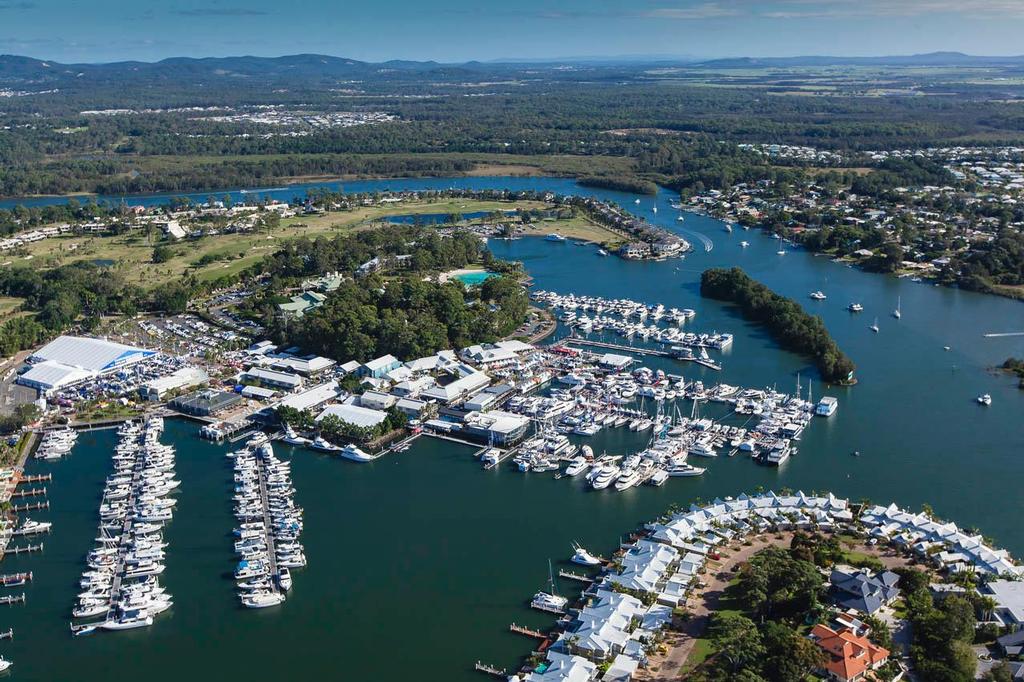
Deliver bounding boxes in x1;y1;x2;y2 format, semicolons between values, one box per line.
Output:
276;291;327;317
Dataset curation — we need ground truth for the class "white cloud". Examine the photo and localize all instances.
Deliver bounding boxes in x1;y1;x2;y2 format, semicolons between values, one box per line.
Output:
644;3;741;19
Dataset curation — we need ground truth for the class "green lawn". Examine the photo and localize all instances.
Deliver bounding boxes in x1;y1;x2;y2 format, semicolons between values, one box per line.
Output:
680;638;715;674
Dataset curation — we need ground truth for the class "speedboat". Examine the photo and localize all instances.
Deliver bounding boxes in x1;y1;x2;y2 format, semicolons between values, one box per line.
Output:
740;241;749;248
597;249;608;256
545;233;566;242
848;303;864;312
570;542;602;566
977;394;992;406
809;291;826;300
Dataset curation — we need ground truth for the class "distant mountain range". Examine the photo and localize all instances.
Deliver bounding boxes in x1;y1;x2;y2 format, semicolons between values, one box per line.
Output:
2;51;1023;86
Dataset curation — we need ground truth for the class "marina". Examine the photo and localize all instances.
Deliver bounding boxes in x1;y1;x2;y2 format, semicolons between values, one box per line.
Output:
0;177;1018;681
70;418;176;633
228;435;304;608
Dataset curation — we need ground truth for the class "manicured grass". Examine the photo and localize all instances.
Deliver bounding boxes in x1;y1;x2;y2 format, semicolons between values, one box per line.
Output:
7;198;614;290
680;638;714;673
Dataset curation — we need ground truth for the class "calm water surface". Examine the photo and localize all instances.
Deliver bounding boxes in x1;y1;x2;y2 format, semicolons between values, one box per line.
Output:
1;177;1022;681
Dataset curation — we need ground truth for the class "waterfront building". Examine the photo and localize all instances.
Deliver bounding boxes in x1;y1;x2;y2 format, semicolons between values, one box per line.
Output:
315;403;387;430
568;589;645;662
808;624;890;682
979;580;1024;630
460;410;529;445
420;367;491;405
523;651;597;682
359;390;398;411
170;389;242;417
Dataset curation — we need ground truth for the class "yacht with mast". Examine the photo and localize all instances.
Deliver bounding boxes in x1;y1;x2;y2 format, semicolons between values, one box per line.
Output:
530;561;568;614
893;296;902;319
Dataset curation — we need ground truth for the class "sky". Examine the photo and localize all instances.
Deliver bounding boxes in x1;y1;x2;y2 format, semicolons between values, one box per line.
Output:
0;0;1023;63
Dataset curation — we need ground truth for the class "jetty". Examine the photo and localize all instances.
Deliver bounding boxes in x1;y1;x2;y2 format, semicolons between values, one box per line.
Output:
510;623;547;639
254;448;280;582
0;594;25;606
0;573;31;587
560;338;723;369
558;569;595;583
12;487;46;498
6;543;43;555
12;500;49;513
474;661;507;678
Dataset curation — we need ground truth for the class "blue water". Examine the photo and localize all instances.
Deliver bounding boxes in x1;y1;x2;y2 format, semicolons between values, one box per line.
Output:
1;175;1023;681
454;271;497;286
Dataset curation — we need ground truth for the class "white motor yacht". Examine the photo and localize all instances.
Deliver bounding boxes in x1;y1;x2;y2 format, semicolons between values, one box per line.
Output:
339;444;374;462
570;542;602;567
310;437;342;453
241;591;285;609
977;394;992;406
564;456;590;477
667;463;705;477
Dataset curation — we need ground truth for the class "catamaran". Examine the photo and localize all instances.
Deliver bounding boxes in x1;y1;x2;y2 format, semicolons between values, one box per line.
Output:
530;560;568;614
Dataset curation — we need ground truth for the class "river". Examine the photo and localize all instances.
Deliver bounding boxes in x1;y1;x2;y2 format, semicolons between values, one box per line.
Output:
1;176;1022;681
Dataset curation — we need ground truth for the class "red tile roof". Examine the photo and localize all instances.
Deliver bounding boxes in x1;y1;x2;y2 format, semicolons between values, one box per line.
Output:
809;624;889;682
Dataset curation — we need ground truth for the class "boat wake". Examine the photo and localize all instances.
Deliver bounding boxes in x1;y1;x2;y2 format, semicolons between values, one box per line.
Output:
678;229;713;252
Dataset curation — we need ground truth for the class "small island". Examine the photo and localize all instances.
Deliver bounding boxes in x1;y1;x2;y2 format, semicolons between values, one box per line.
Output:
700;267;856;385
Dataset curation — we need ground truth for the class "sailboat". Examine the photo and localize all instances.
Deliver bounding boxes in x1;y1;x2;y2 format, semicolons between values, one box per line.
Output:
869;317;880;333
776;234;786;256
892;296;901;319
530;560;568;613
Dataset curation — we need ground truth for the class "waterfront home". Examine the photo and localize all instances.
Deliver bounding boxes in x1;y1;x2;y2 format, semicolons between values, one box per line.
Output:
606;539;680;603
808;624;890;682
979;580;1024;630
860;503;1024;577
568;588;645;662
523;651;597;682
828;567;900;615
358;354;402;379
